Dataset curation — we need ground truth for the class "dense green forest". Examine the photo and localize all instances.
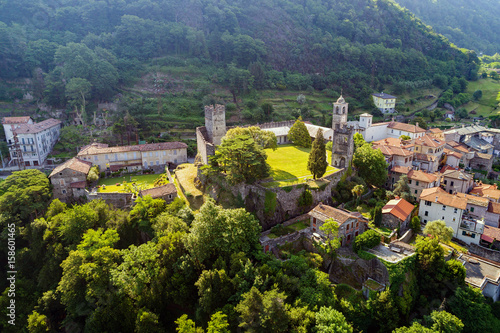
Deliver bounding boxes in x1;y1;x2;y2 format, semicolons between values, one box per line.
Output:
0;0;479;109
0;170;499;332
394;0;500;55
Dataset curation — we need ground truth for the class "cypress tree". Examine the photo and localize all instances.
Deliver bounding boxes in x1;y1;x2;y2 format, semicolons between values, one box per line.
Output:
307;129;328;179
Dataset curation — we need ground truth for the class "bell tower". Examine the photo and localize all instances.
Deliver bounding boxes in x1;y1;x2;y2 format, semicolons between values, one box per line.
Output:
332;95;348;128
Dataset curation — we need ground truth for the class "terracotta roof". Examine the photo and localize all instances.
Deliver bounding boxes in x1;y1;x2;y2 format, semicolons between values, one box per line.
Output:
447;141;471;154
419;187;467;210
440;165;459;173
373;137;404;147
391;166;411;174
444;148;463;159
407;169;437;183
375;145;413;157
428;128;443;134
482;225;500;243
2;116;32;124
13;118;61;134
442;169;473;181
488;202;500;214
475;152;493;160
414;135;445;148
388;122;426;133
382;198;414;221
49;157;92;178
70;181;87;188
78;141;188;156
456;193;490;207
415;153;437;162
470;184;500;201
140;184;177;199
308;204;366;226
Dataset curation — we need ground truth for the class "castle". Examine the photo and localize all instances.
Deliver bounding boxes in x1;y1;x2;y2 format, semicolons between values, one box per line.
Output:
196;96;355;168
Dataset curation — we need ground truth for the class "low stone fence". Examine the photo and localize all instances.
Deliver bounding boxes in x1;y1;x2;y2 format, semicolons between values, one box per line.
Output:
469;243;500;263
397;229;413;243
86;190;134;209
261;229;310;253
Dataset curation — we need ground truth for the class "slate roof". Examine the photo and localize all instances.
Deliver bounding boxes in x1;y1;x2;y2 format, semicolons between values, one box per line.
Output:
460;254;500;289
387;122;426;133
419;187;467;210
13;118;61;134
444;125;488;136
265;126;290;137
463;136;494;151
2;116;32;124
308;204;367;226
49;157;92;178
372;92;396;99
140;184;177;199
382;198;414;222
78;141;188;156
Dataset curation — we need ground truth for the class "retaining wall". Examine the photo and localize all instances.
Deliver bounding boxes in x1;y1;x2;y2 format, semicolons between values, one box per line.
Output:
469;243;500;263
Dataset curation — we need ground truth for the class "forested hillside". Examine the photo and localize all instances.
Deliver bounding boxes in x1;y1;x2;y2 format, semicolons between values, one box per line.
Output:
0;0;479;108
394;0;500;55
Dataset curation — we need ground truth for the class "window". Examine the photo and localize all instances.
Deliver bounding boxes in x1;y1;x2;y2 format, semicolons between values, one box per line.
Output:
451;181;454;186
454;208;458;214
155;151;158;157
346;223;350;231
105;154;109;160
471;207;475;212
150;161;153;166
174;150;177;155
94;156;98;161
425;211;428;216
414;190;417;194
444;180;447;185
442;206;446;211
416;181;419;186
425;201;431;206
149;152;153;157
62;190;66;194
156;160;159;165
144;162;147;168
424;219;427;224
408;180;412;184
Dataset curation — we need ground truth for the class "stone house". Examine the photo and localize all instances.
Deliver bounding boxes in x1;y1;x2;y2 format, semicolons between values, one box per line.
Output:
470;152;493;172
49;157;92;202
139;184;177;203
381;198;414;231
470;182;500;203
309;203;369;246
374;144;414;169
413;153;439;173
77;141;188;173
443;149;463;168
441;169;474;194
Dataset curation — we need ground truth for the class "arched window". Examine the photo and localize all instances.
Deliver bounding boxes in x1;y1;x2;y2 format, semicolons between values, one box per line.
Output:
342;106;346;114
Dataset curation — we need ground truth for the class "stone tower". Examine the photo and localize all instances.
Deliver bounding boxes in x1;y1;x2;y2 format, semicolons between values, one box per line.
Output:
331;95;354;169
332;95;348;128
205;104;226;146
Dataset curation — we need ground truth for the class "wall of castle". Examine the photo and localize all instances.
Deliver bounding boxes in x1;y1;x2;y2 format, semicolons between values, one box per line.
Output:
196;127;215;165
85;191;134;209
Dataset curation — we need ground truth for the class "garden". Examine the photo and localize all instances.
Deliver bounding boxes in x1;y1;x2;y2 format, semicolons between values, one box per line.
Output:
96;174;165;193
263;144;338;187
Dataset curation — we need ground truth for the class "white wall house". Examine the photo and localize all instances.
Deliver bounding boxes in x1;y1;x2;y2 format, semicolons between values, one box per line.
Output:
419;187;483;245
2;117;61;167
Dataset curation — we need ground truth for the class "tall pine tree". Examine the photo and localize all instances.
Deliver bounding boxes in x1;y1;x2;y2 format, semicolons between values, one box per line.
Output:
307;129;328;179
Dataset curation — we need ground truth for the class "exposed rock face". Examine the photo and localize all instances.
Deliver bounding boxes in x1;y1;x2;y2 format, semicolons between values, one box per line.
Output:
329;255;390;290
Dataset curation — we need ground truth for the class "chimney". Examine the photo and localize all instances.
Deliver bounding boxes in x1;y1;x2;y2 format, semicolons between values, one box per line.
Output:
435;196;438;202
416;122;419;128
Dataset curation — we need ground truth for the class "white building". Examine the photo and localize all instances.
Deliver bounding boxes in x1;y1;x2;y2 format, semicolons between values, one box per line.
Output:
372;93;396;113
352;114;426;142
419;187;484;245
2;117;62;167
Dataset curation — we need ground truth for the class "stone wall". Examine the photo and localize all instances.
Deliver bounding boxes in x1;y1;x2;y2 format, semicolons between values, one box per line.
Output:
469;243;500;263
398;229;413;243
261;229;310;253
329;256;390;289
196;127;215;165
86;191;134;209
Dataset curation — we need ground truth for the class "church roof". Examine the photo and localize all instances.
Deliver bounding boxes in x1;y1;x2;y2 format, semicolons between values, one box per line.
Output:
336;95;345;104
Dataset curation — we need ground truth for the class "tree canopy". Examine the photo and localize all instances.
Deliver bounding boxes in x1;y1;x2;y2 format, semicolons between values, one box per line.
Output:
307;129;328;179
288;117;311;148
352;143;388;187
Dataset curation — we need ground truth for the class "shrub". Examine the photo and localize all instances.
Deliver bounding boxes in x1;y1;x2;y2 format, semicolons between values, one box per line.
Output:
353;230;381;253
297;189;313;207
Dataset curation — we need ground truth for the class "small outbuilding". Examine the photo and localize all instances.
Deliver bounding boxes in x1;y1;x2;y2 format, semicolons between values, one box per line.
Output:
49;157;92;202
381;198;414;231
139;183;178;203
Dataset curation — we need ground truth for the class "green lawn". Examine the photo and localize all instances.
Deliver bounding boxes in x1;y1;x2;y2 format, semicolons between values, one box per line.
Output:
263;144;338;187
97;174;162;193
463;78;500;117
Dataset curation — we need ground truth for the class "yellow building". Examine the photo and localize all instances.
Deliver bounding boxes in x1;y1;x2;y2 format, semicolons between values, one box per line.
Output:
372;92;396;113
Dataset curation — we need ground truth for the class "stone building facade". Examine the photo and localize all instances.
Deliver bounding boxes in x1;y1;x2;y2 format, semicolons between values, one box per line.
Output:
331;95;354;168
196;104;227;164
140;183;177;203
49;157;92;202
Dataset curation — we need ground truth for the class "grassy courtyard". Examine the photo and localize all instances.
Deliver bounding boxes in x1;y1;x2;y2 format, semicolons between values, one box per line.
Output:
263;144;338;187
97;174;163;193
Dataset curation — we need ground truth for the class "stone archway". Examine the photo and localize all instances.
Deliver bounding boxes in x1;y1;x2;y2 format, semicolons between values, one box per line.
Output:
339;157;346;168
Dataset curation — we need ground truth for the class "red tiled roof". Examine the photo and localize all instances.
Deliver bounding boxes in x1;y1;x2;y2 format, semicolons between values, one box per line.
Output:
49;157;93;178
375;145;413;157
456;193;490;207
482;225;500;243
414;153;437;162
419;187;467;210
2;116;32;124
13;118;61;134
444;148;463;159
414;135;445;148
428;128;443;134
78;141;188;156
382;198;414;221
140;184;177;199
407;169;437;183
440;165;459;173
388;121;426;133
391;166;411;174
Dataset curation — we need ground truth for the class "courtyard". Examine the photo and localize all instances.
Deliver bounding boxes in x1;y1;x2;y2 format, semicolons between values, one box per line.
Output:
263;144;339;187
97;174;164;193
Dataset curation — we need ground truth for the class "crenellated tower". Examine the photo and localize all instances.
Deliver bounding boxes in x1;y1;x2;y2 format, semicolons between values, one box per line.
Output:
204;104;227;146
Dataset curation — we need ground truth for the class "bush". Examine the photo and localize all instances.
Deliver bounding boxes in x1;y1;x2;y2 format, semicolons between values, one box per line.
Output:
297;189;313;207
353;230;381;253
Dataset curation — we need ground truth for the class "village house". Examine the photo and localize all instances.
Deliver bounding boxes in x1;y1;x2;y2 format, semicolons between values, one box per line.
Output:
413;153;439;173
372;92;396;113
49;157;92;202
446;141;474;167
481;225;500;250
441;169;474;194
389;166;438;200
427;128;445;141
309;203;369;246
349;114;426;142
419;187;484;245
374;144;414;169
443;148;463;168
77;141;188;172
460;254;500;302
139;183;178;203
470;182;500;203
485;202;500;228
381;198;414;231
2;116;62;167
